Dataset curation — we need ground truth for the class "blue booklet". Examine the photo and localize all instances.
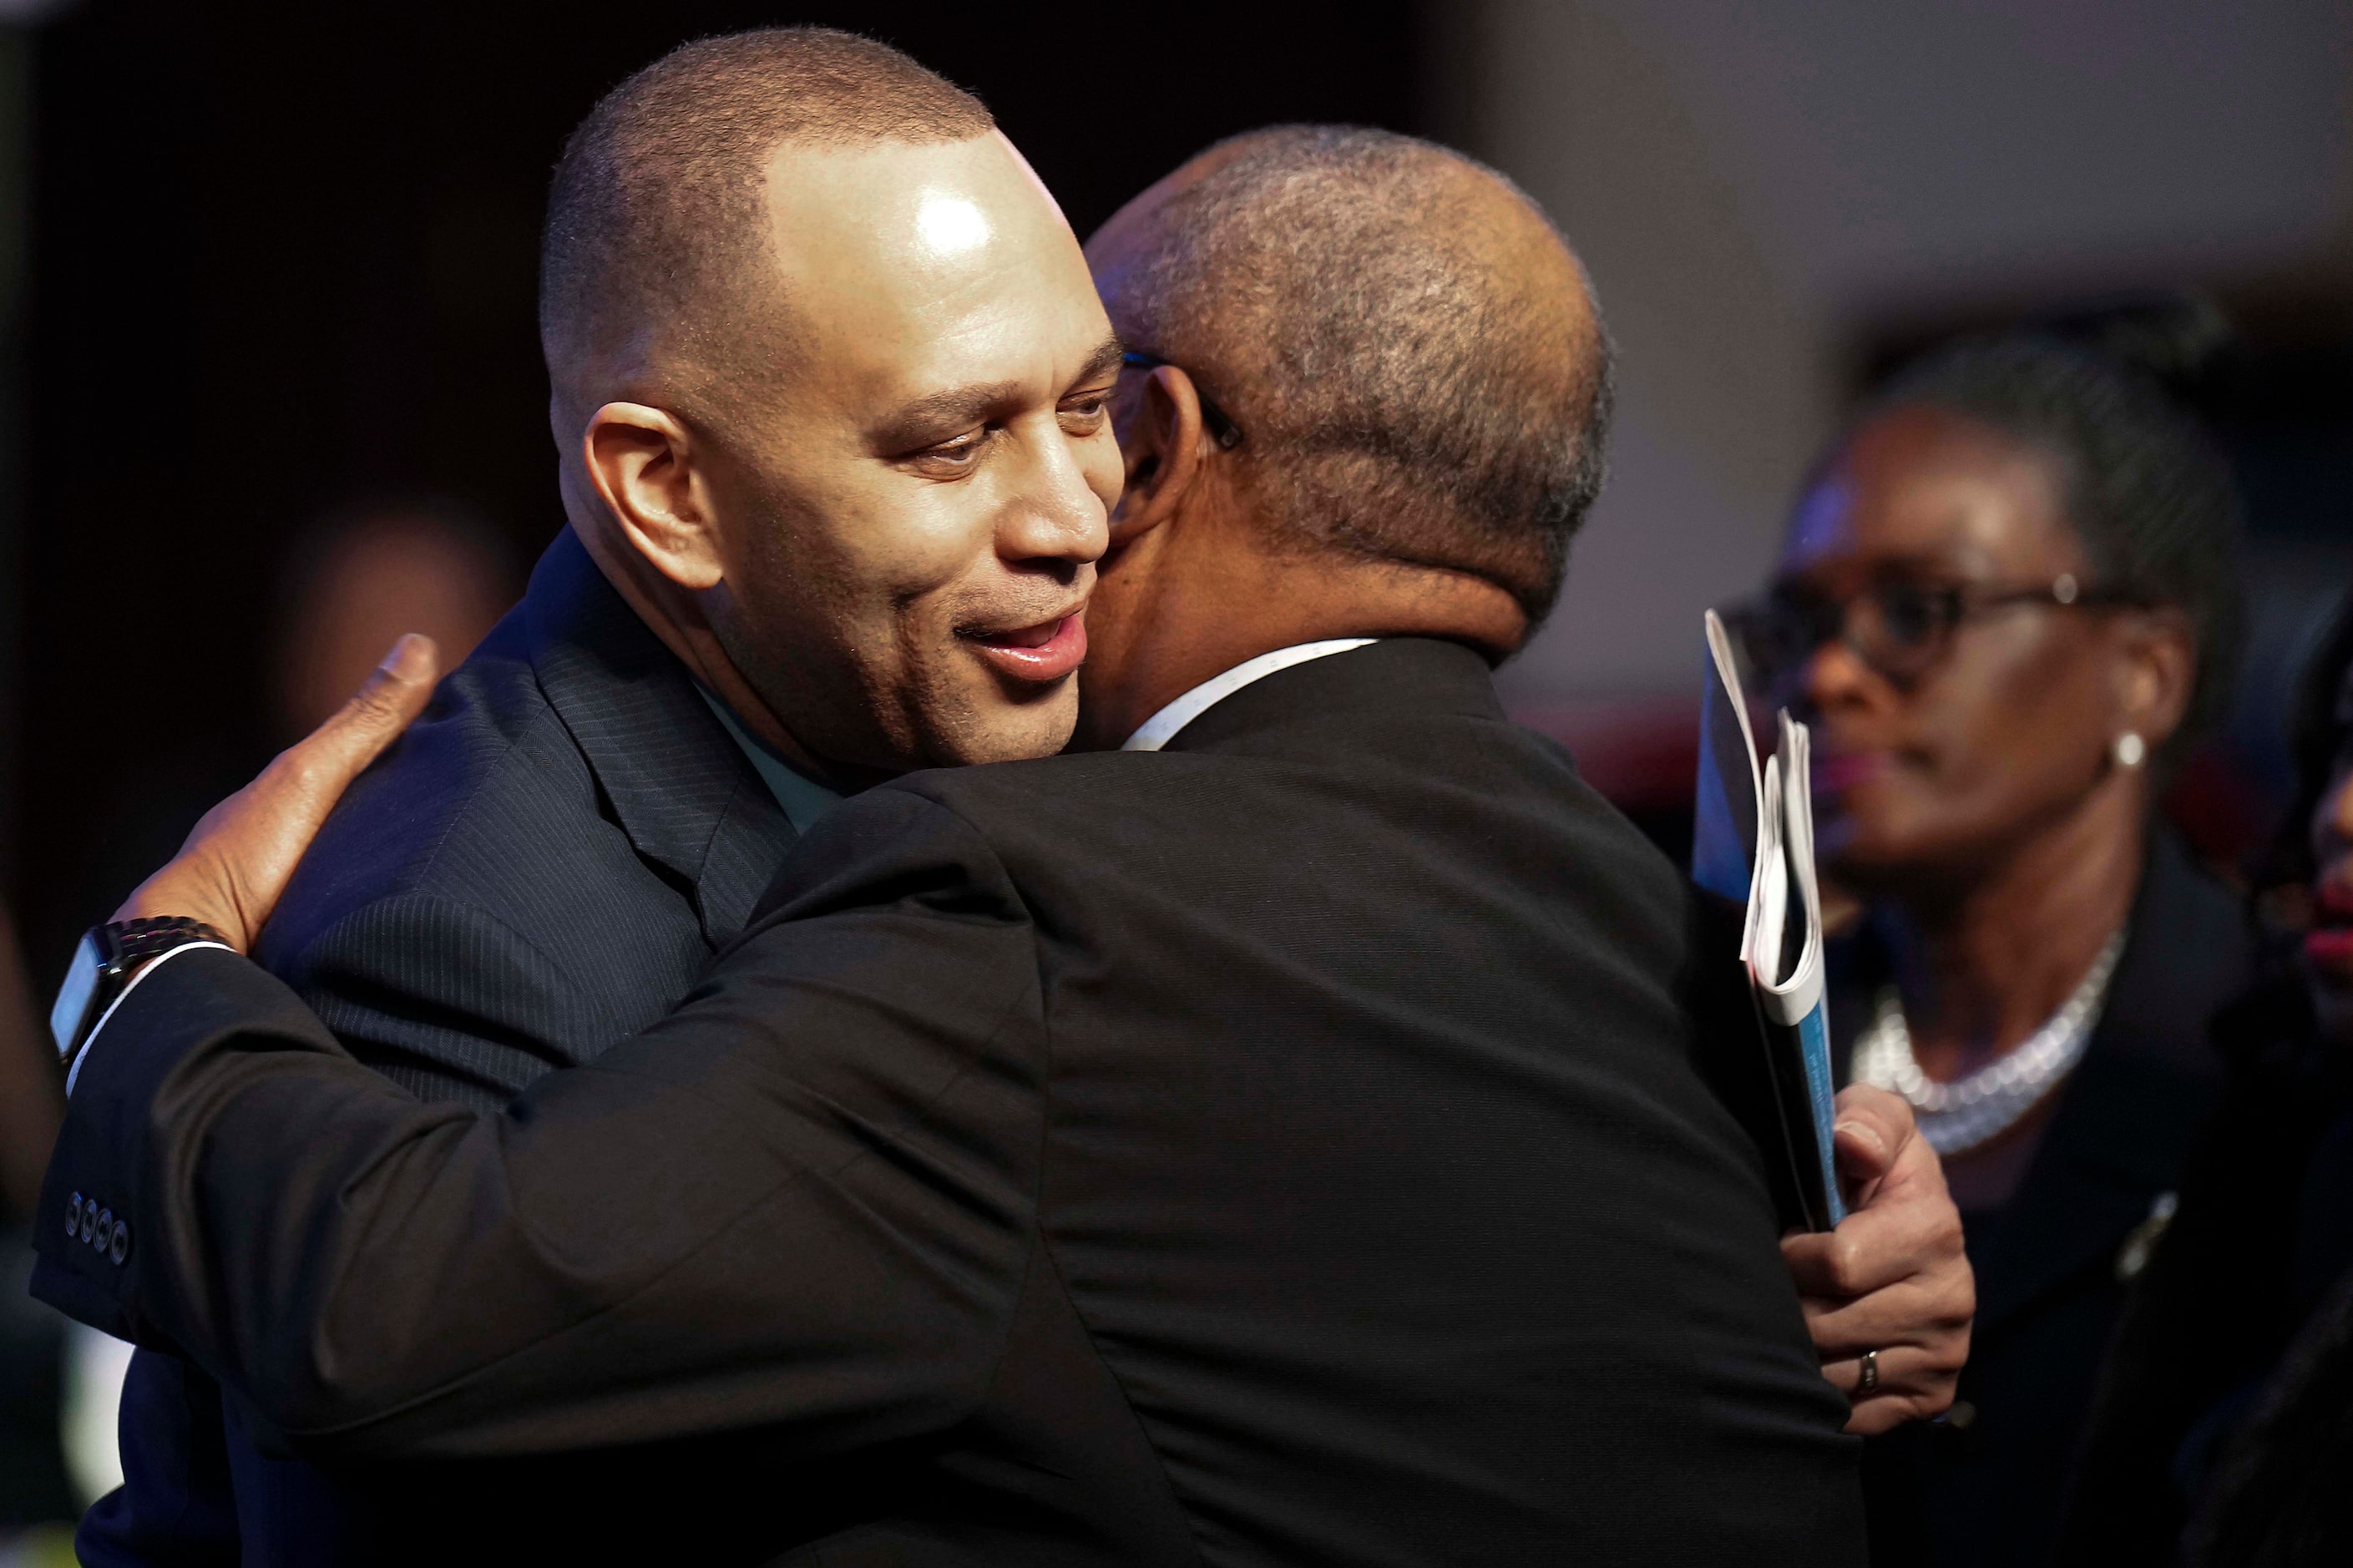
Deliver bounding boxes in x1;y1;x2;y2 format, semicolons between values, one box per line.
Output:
1692;610;1846;1231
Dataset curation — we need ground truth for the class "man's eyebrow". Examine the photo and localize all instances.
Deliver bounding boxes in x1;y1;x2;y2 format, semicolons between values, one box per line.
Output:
870;337;1130;451
1070;336;1126;387
871;380;1025;449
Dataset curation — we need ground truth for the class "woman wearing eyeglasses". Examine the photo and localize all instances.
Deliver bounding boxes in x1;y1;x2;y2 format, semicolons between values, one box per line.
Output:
1730;322;2255;1568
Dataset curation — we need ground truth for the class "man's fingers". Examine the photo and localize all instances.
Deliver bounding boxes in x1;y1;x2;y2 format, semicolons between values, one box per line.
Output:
303;634;439;781
1846;1392;1956;1437
1832;1083;1915;1191
1821;1341;1968;1433
1794;1089;1956;1294
115;635;439;948
1785;1133;1971;1361
1821;1344;1963;1396
1782;1191;1947;1299
1799;1268;1976;1358
257;632;439;853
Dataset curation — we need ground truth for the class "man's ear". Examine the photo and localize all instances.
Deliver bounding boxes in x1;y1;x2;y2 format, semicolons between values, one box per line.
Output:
581;402;725;592
1111;365;1212;548
2114;607;2197;750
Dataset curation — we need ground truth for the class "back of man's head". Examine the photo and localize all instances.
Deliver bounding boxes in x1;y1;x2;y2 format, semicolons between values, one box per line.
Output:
540;28;994;417
1092;126;1612;628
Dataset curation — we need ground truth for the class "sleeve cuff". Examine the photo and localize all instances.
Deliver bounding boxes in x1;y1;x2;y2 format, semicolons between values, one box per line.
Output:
64;940;237;1097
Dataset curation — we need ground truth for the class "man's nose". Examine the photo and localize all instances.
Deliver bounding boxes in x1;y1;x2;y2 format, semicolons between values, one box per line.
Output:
997;424;1109;568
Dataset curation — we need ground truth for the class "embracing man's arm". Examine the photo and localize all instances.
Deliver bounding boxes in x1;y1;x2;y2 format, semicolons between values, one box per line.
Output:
36;781;1048;1466
34;640;1045;1463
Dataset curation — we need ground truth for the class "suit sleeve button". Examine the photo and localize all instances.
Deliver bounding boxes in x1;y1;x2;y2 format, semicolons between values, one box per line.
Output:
109;1221;129;1266
92;1207;112;1249
65;1193;82;1237
78;1203;97;1245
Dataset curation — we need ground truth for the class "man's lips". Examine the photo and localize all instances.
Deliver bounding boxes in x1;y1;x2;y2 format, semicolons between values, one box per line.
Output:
961;610;1088;683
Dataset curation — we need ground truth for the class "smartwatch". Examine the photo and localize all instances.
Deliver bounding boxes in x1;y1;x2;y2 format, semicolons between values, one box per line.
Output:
50;917;230;1068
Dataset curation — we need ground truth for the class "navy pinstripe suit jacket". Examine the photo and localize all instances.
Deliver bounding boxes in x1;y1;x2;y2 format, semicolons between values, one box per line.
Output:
81;527;798;1565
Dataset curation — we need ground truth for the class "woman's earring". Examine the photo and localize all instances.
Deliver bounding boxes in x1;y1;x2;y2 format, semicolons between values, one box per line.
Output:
2113;731;2147;770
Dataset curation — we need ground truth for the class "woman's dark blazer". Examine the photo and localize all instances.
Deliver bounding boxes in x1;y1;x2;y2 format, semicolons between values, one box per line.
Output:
1829;828;2259;1568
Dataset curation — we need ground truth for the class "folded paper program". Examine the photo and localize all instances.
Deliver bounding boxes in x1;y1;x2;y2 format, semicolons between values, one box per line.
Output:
1694;609;1844;1231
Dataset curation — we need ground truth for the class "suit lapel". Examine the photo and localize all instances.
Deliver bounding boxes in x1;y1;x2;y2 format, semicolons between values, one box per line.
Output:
521;529;800;948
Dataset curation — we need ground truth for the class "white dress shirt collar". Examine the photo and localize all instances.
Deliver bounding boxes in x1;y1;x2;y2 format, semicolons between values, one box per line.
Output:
1121;639;1380;753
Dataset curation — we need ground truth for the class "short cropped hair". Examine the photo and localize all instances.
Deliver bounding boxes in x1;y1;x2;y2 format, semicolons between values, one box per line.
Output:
1101;126;1614;626
539;28;993;410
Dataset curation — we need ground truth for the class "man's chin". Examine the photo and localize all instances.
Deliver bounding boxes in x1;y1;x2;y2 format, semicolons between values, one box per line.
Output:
936;683;1080;766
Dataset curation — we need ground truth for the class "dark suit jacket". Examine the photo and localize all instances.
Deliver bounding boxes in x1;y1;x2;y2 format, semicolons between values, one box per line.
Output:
40;637;1863;1565
2056;971;2353;1564
78;529;800;1565
1830;830;2257;1568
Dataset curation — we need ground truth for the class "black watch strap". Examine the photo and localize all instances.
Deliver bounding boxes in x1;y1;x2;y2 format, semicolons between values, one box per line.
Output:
49;917;232;1068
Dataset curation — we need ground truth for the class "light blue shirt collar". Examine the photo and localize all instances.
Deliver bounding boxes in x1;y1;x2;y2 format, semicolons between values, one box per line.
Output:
696;688;844;834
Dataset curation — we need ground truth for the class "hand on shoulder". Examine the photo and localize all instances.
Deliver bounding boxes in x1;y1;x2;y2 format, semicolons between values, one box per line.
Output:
116;635;438;951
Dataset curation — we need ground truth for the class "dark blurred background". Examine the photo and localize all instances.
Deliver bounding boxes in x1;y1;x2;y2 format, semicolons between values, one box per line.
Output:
0;0;2346;1546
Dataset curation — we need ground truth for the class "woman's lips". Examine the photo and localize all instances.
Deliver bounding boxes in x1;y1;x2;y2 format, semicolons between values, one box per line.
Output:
2316;881;2353;923
1812;751;1890;794
963;611;1087;683
2306;925;2353;977
2310;879;2353;979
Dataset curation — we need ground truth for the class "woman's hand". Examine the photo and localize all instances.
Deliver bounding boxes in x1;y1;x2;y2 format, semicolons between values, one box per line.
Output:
114;635;439;949
1783;1085;1976;1434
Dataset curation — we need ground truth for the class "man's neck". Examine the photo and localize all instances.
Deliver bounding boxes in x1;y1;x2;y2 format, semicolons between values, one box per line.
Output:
1075;540;1526;751
564;521;853;788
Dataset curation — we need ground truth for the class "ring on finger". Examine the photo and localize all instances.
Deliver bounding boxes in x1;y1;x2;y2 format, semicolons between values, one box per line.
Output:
1857;1348;1880;1395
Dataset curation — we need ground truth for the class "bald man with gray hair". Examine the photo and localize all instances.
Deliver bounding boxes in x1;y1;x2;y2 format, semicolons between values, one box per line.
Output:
1093;125;1610;624
1075;124;1618;743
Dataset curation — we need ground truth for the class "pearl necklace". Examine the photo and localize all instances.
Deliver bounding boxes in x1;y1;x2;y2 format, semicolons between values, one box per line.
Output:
1850;932;2126;1157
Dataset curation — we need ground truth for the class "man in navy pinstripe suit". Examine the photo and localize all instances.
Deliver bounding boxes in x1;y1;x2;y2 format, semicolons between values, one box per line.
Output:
82;31;1126;1565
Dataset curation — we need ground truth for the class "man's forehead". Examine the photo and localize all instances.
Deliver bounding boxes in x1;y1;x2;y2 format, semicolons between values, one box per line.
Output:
756;134;1105;402
762;135;1061;285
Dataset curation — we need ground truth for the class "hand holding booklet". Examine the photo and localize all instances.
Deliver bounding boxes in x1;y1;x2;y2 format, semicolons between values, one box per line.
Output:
1691;609;1846;1232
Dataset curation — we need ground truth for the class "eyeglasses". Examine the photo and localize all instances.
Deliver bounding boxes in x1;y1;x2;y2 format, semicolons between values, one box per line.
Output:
1121;351;1244;450
1722;573;2142;690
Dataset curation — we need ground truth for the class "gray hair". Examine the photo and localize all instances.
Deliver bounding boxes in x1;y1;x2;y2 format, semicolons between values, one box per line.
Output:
1097;125;1613;625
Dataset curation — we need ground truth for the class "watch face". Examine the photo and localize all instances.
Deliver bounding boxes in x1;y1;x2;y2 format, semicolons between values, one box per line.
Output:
48;931;105;1062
